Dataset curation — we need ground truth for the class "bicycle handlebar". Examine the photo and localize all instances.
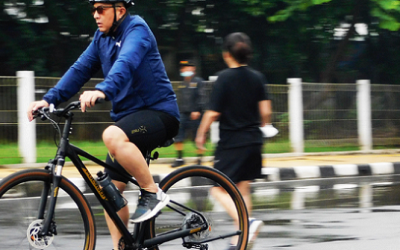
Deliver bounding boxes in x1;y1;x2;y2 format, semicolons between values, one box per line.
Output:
33;98;105;121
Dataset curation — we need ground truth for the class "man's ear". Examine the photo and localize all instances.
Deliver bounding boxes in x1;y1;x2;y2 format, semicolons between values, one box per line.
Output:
118;6;127;17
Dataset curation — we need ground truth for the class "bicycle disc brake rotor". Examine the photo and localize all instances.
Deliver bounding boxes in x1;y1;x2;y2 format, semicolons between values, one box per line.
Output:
27;219;54;249
183;212;212;241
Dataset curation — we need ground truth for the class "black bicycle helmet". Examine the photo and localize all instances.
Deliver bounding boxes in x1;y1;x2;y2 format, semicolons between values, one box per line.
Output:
89;0;134;8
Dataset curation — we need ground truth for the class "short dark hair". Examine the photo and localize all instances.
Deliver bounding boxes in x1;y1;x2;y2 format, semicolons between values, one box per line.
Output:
222;32;253;64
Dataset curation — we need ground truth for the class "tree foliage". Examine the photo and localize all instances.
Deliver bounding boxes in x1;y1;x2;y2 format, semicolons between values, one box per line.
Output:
1;0;400;85
0;0;96;76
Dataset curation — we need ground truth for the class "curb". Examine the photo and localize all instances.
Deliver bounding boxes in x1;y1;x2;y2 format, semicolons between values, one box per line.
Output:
261;162;400;182
3;162;400;194
65;162;400;193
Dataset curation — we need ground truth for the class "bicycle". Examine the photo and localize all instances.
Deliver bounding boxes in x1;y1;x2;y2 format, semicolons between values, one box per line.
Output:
0;100;249;250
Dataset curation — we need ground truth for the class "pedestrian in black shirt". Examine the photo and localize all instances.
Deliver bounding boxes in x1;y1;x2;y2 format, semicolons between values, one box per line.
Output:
171;60;205;167
196;32;272;250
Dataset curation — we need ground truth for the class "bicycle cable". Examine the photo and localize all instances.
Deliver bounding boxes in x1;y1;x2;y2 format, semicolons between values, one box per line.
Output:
41;109;62;147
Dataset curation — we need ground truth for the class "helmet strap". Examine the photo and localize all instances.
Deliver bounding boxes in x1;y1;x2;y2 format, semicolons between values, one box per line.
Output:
106;3;127;37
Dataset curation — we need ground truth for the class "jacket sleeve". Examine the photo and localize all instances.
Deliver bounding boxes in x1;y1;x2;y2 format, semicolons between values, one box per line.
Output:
43;40;101;106
95;24;151;100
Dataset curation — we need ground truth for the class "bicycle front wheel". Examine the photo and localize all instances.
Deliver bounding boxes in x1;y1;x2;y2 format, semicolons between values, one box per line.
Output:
0;169;96;250
147;165;249;250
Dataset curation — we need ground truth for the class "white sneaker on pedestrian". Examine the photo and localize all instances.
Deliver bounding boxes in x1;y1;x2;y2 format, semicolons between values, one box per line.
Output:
247;218;264;249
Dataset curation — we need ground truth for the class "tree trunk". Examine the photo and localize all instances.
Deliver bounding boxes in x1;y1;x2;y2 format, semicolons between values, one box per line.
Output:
304;1;359;111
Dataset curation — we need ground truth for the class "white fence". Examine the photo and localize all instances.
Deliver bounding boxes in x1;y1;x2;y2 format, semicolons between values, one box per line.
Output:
1;72;399;163
288;79;373;153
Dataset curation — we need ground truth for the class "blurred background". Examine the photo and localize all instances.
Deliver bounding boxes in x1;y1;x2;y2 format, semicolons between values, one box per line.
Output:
0;0;400;163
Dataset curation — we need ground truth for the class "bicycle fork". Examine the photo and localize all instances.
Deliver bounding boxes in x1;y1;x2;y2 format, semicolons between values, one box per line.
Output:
38;158;65;237
38;112;73;237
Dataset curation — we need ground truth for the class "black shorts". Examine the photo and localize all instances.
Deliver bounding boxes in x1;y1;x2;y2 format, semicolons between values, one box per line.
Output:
214;144;262;183
105;110;179;183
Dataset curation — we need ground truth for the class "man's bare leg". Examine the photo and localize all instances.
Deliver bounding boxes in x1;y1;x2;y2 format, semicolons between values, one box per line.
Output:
103;181;129;249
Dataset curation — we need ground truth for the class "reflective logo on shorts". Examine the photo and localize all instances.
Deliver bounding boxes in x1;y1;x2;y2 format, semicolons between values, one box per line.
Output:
131;126;147;134
108;152;115;162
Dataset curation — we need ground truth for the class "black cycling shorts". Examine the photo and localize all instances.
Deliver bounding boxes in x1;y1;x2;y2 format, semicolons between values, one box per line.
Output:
104;109;179;183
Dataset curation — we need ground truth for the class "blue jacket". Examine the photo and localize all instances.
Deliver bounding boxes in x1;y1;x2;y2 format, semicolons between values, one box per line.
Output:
43;15;179;122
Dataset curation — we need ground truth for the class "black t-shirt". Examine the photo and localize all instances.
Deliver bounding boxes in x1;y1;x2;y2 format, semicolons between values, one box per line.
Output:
209;66;268;149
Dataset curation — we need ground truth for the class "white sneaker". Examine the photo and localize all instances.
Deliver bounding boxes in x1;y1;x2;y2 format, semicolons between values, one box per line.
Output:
247;218;264;249
130;188;170;223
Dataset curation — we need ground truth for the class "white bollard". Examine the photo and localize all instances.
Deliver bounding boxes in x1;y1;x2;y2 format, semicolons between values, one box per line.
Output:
17;71;36;164
356;80;372;151
288;78;304;154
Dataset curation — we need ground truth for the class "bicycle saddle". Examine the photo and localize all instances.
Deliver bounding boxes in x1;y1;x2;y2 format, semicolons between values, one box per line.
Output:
160;138;175;148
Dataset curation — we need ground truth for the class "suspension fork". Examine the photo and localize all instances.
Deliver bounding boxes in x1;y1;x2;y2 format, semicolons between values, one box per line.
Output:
40;113;73;236
37;180;51;219
39;158;65;236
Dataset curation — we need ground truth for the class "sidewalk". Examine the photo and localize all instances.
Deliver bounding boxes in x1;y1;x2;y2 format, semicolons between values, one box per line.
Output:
0;149;399;181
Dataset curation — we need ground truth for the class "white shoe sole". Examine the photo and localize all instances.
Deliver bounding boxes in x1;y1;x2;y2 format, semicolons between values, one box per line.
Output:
130;193;170;223
247;219;264;249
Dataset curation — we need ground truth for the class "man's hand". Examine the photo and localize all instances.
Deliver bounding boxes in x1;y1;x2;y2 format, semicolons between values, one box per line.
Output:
79;90;106;112
27;100;49;122
195;133;206;151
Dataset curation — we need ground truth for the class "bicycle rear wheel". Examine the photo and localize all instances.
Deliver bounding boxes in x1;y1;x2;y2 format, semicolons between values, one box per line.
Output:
0;169;96;250
147;165;249;250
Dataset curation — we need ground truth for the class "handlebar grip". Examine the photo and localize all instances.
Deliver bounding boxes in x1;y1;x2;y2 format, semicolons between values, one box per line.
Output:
95;98;105;104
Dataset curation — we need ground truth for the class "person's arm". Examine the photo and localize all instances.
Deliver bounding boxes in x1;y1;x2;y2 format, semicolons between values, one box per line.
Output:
195;79;205;113
43;40;101;106
195;110;220;150
95;24;151;100
259;100;272;127
191;79;203;120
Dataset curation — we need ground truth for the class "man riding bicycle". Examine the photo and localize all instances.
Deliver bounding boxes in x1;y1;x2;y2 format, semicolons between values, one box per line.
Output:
27;0;180;248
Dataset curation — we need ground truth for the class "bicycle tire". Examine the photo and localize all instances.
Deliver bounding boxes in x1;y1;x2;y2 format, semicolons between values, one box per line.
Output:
146;165;249;250
0;169;96;250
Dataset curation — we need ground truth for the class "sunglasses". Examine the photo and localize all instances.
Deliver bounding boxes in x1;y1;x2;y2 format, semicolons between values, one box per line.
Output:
91;5;121;15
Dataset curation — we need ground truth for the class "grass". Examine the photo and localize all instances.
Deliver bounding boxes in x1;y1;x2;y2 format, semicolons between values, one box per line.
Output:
0;139;396;165
0;140;219;165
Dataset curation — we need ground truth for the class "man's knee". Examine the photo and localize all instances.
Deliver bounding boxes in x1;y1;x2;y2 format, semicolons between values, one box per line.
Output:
103;126;128;150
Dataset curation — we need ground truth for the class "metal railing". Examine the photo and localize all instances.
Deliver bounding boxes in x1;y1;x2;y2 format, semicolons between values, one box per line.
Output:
0;76;399;158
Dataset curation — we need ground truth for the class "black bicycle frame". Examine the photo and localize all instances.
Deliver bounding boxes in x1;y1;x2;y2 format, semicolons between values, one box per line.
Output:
66;148;214;249
37;110;228;249
36;111;136;247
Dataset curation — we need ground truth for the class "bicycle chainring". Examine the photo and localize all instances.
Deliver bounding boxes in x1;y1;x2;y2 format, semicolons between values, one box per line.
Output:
118;236;137;250
118;237;125;250
27;219;54;249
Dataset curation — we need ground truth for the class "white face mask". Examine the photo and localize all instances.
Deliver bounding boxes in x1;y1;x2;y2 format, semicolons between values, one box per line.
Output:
180;71;194;77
